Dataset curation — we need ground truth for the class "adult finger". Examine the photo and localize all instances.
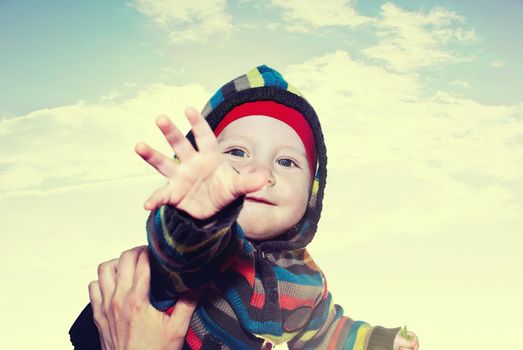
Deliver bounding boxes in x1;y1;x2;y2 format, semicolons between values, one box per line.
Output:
185;106;218;153
97;259;119;311
114;248;142;297
88;280;103;318
133;247;151;301
89;280;114;350
135;142;177;178
155;115;195;162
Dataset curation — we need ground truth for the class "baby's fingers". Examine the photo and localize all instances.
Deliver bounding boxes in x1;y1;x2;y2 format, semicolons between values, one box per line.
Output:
144;186;171;210
135;142;177;178
395;330;419;350
156;115;195;162
407;333;419;350
398;341;418;350
185;106;218;153
232;171;269;196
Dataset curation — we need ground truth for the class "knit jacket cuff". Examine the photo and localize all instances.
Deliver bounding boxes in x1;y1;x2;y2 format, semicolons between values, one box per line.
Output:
185;194;245;229
367;326;401;350
147;195;245;254
147;195;245;310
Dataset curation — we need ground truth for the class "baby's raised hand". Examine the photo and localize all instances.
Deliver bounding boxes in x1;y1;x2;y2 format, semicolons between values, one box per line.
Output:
135;107;267;219
393;325;419;350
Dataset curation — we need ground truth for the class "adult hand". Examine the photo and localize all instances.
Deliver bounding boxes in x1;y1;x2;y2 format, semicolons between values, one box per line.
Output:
88;246;201;350
135;106;268;218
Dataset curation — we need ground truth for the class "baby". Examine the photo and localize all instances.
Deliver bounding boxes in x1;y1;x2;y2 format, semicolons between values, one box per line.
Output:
136;65;419;349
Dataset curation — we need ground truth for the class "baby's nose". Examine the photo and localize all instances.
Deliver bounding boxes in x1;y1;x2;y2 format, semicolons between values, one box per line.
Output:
249;164;275;187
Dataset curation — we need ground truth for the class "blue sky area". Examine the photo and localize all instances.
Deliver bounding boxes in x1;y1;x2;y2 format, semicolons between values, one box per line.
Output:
1;0;522;116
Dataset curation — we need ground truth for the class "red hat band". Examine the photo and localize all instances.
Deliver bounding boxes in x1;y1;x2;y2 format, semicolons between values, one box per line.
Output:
214;100;317;176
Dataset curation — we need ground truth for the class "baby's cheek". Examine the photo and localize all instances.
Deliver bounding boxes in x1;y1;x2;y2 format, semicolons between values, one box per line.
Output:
284;191;309;221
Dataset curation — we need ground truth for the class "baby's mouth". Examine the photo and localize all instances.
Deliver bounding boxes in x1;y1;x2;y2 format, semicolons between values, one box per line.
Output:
245;196;275;205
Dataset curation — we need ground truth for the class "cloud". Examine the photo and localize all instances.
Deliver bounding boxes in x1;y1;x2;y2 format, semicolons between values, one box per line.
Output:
130;0;233;44
489;59;506;68
450;79;470;88
267;1;476;71
0;83;210;195
270;0;370;32
363;2;476;71
0;110;15;120
2;49;521;246
282;50;523;244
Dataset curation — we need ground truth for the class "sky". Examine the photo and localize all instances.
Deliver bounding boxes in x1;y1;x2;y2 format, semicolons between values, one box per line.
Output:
0;0;522;349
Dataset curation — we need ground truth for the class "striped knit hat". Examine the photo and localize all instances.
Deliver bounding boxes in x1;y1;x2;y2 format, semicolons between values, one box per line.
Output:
186;65;328;252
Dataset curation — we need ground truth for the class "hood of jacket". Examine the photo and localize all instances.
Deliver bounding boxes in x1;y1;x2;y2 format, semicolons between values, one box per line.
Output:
185;65;328;253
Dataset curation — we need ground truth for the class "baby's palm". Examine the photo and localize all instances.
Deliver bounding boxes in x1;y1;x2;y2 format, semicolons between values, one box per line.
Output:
136;107;266;219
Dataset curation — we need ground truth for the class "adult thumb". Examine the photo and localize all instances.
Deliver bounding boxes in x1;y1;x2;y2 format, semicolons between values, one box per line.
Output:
166;288;203;330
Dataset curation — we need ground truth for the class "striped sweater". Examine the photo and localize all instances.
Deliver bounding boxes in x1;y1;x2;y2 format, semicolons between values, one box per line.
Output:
147;197;400;350
69;65;401;350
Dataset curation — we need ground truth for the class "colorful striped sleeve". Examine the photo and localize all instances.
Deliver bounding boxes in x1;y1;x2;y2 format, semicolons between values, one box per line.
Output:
147;196;245;311
287;291;401;350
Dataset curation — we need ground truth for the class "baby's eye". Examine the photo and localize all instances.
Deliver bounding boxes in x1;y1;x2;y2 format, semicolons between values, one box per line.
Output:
225;148;247;158
277;158;297;167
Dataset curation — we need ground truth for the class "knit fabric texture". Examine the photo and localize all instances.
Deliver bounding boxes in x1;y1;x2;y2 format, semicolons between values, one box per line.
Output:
147;65;401;349
69;65;401;350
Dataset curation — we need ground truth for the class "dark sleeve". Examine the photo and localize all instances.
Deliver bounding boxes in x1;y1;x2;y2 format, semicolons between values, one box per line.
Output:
69;198;245;347
69;303;101;350
147;195;245;310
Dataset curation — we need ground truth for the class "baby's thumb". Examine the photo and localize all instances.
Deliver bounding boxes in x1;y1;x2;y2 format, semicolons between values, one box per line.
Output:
234;172;269;195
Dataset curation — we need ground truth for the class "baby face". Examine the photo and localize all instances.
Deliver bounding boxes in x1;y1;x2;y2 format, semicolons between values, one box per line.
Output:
216;115;312;240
